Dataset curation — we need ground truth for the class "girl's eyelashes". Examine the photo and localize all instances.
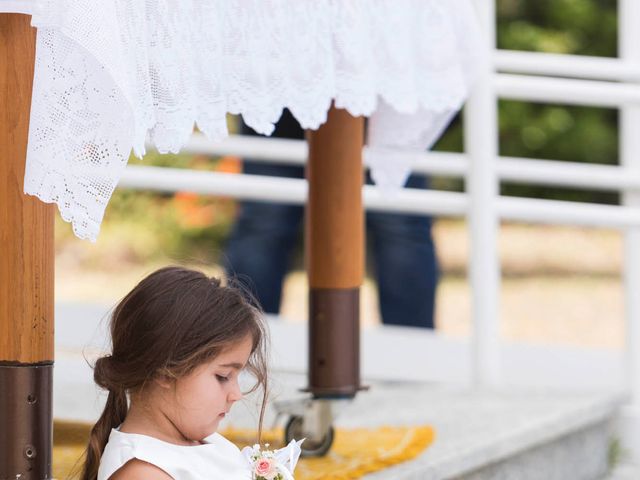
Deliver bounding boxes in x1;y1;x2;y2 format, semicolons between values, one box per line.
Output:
216;374;230;383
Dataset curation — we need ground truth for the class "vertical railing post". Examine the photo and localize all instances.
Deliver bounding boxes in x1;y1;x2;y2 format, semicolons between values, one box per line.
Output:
464;0;502;387
618;0;640;463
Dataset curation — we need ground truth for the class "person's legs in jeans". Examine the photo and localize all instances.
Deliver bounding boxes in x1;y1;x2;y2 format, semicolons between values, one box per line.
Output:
223;111;305;313
367;173;439;328
223;178;303;313
225;111;439;325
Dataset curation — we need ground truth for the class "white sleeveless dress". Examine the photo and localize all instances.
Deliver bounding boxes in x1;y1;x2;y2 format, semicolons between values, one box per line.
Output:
97;428;253;480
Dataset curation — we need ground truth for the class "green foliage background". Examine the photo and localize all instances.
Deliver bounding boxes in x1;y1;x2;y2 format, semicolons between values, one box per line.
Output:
435;0;619;205
56;0;621;262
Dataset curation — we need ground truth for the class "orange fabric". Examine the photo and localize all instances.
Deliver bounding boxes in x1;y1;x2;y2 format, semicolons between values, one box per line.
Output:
53;421;435;480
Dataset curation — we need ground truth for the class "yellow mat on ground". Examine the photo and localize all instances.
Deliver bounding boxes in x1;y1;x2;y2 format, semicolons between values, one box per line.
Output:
53;421;435;479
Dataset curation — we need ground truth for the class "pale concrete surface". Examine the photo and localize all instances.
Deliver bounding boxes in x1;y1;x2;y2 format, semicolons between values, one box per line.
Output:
54;349;624;480
607;462;640;480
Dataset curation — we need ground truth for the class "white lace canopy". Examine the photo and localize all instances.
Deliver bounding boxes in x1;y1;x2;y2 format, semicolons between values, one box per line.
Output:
1;0;482;241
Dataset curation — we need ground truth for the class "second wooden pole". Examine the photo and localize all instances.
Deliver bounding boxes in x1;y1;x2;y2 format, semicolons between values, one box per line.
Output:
305;106;364;397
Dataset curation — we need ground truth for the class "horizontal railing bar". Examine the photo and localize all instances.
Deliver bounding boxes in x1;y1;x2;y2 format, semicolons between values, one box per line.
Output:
497;196;640;229
495;73;640;108
121;165;307;204
178;134;307;163
497;156;637;190
494;50;640;82
159;135;640;191
120;165;468;216
165;134;470;175
121;165;640;229
363;186;468;216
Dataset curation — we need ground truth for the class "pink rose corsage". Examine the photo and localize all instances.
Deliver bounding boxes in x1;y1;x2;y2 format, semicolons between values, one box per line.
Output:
241;439;304;480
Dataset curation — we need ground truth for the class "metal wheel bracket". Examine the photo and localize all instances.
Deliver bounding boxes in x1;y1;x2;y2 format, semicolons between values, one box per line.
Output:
302;399;332;443
274;396;351;445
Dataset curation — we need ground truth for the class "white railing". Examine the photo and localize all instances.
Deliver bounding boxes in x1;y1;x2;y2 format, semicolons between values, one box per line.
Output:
119;0;640;460
619;0;640;458
466;0;501;388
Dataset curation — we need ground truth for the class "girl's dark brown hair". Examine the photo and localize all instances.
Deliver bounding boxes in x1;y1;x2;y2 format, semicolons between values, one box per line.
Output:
79;266;268;480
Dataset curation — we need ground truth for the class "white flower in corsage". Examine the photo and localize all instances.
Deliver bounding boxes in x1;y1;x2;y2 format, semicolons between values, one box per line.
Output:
241;439;304;480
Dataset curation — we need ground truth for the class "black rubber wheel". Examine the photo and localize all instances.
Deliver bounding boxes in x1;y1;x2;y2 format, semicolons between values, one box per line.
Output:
284;415;334;457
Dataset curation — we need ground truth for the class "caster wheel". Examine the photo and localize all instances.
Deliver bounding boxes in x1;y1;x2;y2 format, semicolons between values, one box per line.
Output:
284;415;334;457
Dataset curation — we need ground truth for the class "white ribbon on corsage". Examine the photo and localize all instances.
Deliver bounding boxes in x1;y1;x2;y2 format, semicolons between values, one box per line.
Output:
241;439;305;480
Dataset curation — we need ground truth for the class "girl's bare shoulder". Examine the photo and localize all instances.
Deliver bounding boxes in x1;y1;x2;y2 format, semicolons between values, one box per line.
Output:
110;458;173;480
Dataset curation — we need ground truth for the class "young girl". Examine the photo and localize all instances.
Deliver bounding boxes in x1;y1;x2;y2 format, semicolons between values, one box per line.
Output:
79;266;298;480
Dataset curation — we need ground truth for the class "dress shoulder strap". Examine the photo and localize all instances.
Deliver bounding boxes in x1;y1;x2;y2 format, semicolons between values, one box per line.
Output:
97;429;189;480
98;429;253;480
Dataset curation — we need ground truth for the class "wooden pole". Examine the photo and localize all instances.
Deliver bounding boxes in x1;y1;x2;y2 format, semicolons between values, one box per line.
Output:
305;105;364;397
0;13;55;479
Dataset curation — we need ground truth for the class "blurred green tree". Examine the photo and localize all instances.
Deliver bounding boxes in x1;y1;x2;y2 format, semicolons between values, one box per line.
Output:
434;0;619;205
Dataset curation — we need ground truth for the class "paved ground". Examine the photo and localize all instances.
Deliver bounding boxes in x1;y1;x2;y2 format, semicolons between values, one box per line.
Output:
608;463;640;480
53;351;625;480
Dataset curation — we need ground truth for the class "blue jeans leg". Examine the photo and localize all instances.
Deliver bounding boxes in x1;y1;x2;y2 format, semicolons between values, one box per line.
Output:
223;163;304;313
224;112;305;312
366;174;439;328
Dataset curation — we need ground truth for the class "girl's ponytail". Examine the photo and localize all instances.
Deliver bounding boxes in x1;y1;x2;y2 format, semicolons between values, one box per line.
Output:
79;357;128;480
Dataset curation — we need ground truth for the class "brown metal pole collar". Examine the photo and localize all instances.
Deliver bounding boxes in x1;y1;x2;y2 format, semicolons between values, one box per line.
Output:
0;363;53;480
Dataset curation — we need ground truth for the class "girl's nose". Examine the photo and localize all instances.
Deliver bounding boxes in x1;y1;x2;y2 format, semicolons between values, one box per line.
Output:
229;380;243;402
